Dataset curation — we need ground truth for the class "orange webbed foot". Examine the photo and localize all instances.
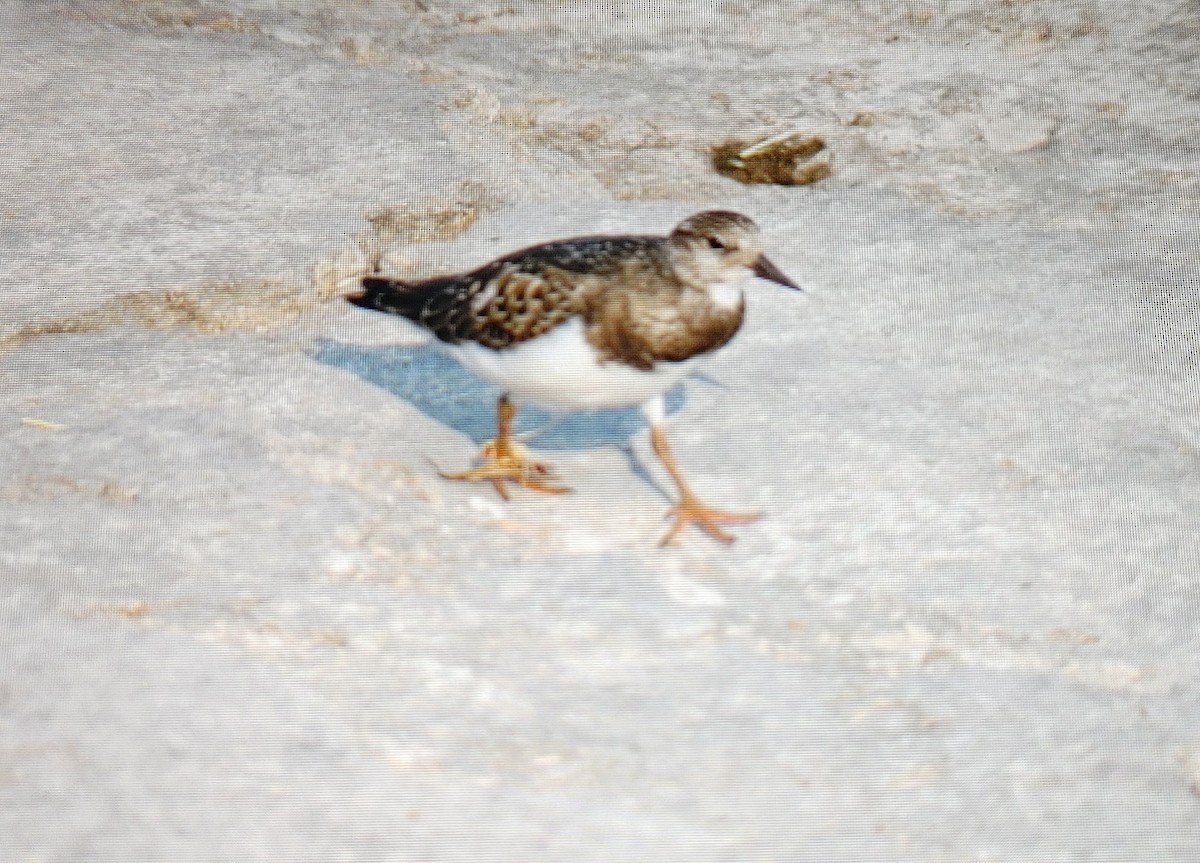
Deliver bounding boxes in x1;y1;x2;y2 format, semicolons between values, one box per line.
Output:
437;394;572;500
659;495;760;546
649;421;759;547
437;437;571;501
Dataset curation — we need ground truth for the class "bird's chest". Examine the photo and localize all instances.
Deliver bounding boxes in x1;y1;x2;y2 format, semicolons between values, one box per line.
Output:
585;285;745;369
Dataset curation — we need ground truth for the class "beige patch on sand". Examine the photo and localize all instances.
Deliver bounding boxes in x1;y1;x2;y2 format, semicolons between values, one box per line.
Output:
0;278;315;352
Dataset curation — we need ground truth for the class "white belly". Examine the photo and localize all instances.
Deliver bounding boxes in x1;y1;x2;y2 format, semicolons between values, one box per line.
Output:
450;317;698;409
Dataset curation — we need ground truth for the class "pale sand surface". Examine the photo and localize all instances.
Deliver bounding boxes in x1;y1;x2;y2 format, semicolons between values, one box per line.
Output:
2;2;1199;860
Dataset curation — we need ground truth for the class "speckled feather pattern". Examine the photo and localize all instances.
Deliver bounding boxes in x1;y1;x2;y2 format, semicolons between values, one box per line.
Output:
354;233;744;371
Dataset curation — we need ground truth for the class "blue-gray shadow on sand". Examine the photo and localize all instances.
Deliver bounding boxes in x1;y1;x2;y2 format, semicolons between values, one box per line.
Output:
311;338;686;451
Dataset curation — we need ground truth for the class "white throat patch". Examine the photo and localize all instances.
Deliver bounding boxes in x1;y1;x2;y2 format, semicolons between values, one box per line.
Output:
707;279;745;311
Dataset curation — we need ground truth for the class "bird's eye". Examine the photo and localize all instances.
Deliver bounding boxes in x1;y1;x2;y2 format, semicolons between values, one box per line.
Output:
706;237;726;250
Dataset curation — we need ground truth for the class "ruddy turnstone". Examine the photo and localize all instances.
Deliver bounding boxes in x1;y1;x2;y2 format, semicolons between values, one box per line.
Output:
347;210;800;546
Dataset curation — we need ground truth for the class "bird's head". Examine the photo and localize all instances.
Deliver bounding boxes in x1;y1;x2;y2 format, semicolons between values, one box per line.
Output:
669;210;801;292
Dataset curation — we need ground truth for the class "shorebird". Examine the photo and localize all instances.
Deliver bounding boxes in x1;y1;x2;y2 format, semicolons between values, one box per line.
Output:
347;210;800;546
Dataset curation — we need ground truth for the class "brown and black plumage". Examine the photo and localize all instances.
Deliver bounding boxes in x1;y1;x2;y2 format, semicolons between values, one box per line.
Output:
346;210;801;545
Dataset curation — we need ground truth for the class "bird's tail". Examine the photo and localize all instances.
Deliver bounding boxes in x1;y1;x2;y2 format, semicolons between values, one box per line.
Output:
345;276;424;320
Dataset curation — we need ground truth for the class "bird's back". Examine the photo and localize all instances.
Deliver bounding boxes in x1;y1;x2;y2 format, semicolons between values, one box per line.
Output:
349;235;676;349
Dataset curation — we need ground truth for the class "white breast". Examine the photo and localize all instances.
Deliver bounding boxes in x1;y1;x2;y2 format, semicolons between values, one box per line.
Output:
450;317;698;410
707;278;745;311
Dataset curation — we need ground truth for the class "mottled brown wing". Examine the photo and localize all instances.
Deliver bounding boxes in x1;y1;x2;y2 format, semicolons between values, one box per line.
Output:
352;235;687;356
460;235;669;349
352;263;591;348
462;261;587;350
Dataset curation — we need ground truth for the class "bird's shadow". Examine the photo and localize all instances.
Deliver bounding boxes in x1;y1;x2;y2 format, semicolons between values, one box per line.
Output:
311;339;688;460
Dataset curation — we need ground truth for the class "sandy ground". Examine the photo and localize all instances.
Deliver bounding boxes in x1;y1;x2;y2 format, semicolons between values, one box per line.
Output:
2;1;1199;860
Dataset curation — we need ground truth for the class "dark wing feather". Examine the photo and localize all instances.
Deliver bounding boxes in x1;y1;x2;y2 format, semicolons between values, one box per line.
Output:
350;274;479;343
495;235;660;275
349;236;669;350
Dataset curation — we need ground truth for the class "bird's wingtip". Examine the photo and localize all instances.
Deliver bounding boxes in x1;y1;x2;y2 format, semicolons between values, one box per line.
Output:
345;275;405;308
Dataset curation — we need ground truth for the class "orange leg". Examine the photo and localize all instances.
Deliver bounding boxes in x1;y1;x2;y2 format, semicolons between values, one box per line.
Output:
650;423;759;546
438;395;570;500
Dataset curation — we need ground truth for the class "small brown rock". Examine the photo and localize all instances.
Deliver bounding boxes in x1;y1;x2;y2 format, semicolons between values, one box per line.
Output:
711;131;832;186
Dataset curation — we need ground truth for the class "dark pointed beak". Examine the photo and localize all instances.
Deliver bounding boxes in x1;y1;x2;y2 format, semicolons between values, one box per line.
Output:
753;254;802;291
